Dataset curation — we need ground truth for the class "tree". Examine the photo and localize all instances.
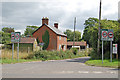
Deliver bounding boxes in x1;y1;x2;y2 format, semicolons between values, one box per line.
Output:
0;31;11;44
82;17;120;59
24;26;38;36
82;17;99;47
2;27;14;33
42;30;49;50
64;29;81;41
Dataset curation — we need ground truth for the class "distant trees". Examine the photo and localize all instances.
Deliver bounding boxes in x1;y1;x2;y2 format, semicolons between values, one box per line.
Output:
2;27;15;33
0;27;14;44
24;26;38;36
64;29;81;41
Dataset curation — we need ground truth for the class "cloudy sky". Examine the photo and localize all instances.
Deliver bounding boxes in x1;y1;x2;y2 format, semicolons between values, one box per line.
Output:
1;0;120;36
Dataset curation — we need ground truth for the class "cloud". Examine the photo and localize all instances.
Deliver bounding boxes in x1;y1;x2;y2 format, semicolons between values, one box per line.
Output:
1;0;119;35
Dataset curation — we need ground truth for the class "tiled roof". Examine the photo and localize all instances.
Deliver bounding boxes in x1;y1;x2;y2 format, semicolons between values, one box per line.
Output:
32;24;67;37
67;41;87;46
19;37;36;43
47;25;67;37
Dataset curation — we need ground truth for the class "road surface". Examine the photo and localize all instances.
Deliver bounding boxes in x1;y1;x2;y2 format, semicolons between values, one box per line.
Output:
2;57;119;78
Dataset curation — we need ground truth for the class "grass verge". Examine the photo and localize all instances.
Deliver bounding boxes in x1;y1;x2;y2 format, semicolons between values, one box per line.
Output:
1;59;41;64
85;59;120;68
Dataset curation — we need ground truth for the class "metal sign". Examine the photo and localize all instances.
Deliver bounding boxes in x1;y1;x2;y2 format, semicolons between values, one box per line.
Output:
15;32;21;42
11;32;15;42
11;32;21;42
113;44;117;54
101;29;113;41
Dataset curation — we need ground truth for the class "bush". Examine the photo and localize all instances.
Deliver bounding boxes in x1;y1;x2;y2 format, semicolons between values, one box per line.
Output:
26;49;89;61
70;48;78;55
90;49;101;60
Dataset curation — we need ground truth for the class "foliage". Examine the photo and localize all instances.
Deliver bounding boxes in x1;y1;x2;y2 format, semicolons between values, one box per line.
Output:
26;49;89;61
70;48;78;55
0;31;11;44
42;30;49;50
24;26;38;36
82;17;120;59
64;29;81;41
1;27;15;44
2;27;14;33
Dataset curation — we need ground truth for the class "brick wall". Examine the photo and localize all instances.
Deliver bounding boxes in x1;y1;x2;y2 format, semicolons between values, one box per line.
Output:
57;35;67;51
33;25;57;50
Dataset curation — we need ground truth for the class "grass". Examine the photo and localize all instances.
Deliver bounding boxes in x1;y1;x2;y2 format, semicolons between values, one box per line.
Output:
1;59;41;64
1;49;33;59
85;59;120;68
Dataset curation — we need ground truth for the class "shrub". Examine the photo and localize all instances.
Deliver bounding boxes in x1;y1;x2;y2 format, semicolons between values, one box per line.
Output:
70;48;78;55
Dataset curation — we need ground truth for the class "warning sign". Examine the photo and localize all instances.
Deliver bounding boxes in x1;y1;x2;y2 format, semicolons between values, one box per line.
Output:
11;32;21;42
101;29;113;41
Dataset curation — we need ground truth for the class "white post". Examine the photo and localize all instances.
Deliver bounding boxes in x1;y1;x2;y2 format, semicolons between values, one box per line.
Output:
102;41;103;64
12;43;14;60
110;41;112;62
17;43;19;61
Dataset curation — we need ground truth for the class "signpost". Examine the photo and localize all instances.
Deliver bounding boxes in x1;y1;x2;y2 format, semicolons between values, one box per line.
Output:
11;32;15;60
101;29;114;63
11;32;21;61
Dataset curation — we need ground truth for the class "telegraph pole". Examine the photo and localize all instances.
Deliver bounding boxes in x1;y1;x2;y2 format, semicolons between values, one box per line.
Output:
97;0;102;56
73;17;76;48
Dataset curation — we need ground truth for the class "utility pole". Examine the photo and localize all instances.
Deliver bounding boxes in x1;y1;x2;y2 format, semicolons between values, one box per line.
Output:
97;0;102;56
73;17;76;48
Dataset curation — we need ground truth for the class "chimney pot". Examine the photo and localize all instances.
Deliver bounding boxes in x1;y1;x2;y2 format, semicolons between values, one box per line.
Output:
42;17;49;25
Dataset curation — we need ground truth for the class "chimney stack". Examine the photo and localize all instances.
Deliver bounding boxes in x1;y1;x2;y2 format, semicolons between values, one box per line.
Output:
42;17;49;25
54;23;58;28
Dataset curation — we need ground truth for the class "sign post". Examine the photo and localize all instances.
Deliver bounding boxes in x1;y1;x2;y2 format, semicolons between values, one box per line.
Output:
102;41;103;64
11;32;15;60
101;29;113;63
11;32;21;61
15;32;21;61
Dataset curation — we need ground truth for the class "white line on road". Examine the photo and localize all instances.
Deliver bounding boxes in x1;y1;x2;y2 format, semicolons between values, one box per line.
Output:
92;71;103;73
78;71;89;73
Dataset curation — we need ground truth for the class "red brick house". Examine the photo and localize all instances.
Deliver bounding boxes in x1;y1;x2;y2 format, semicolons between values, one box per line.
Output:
32;17;67;51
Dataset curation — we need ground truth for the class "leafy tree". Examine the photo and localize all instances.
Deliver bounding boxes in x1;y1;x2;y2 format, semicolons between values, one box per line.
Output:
24;26;38;36
42;30;49;50
64;29;81;41
82;17;120;59
2;27;14;33
0;31;11;44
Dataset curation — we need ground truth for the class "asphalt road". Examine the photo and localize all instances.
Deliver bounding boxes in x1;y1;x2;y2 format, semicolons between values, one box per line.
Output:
2;57;119;78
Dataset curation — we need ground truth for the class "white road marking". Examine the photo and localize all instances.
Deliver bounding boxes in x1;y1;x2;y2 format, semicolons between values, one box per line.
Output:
57;71;118;74
78;71;89;73
92;71;103;73
106;71;117;74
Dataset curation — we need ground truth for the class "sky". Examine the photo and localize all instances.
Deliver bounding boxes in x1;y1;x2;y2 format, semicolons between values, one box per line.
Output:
0;0;120;36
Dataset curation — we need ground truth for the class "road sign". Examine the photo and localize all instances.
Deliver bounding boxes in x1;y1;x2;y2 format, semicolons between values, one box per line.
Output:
113;44;117;54
11;32;21;42
11;32;15;42
15;32;20;42
101;29;113;41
